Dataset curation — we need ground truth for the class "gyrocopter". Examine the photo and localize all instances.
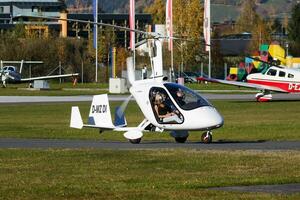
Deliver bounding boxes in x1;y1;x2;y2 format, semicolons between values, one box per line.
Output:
22;15;224;144
70;37;223;144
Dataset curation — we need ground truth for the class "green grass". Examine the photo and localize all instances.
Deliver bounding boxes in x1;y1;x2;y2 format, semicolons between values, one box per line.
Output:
0;82;255;96
0;99;299;199
0;149;299;199
0;100;299;141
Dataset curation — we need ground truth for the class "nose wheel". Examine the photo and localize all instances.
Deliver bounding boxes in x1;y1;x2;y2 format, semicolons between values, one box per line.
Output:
201;131;212;144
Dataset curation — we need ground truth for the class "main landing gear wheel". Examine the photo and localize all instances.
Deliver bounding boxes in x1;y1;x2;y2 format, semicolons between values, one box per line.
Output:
201;131;212;144
129;138;142;144
256;92;272;102
175;136;188;143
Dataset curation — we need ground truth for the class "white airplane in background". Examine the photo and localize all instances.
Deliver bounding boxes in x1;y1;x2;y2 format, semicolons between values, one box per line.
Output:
0;61;79;88
202;59;300;102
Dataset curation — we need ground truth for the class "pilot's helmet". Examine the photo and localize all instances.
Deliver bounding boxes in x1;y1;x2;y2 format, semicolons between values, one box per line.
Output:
176;89;185;98
155;92;165;104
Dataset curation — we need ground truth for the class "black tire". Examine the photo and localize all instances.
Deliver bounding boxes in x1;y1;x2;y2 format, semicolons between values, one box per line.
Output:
175;137;187;143
129;138;141;144
201;132;212;144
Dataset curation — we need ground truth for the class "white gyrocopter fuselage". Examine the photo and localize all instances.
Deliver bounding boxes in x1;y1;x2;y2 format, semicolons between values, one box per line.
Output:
70;39;223;144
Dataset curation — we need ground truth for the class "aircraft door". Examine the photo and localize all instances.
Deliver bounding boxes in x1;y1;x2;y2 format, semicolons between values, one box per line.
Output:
149;87;184;124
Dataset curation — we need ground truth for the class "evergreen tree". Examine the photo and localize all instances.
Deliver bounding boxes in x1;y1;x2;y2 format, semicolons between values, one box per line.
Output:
288;3;300;56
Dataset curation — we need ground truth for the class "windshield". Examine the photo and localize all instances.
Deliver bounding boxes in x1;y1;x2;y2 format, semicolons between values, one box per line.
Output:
164;83;211;110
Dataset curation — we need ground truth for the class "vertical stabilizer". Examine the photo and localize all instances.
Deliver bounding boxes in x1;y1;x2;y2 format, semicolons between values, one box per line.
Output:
88;94;115;129
70;106;83;129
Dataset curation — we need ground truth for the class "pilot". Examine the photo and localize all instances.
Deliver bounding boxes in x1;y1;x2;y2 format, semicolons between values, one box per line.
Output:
154;93;182;123
176;88;185;106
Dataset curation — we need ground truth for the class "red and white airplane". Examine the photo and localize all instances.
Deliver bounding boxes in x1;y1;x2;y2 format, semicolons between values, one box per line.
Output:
204;65;300;102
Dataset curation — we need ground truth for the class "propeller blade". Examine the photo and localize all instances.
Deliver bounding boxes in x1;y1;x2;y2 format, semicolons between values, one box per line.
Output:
114;95;133;127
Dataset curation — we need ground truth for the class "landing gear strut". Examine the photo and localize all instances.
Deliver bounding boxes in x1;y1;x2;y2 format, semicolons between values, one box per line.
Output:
201;131;212;144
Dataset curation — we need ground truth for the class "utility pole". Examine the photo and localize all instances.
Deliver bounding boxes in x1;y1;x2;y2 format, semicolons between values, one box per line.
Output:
93;0;98;82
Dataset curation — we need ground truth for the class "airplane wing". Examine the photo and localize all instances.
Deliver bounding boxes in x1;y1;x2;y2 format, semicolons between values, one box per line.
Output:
201;77;288;93
20;73;79;82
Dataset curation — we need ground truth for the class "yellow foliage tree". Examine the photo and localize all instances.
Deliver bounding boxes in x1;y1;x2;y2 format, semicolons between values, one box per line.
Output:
144;0;166;24
146;0;204;70
173;0;203;70
235;0;272;53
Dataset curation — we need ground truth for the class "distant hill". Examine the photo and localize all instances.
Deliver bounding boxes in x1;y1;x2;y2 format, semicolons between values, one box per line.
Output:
65;0;296;22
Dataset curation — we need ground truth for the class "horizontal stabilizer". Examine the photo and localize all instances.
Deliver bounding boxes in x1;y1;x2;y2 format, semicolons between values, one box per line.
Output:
70;106;83;129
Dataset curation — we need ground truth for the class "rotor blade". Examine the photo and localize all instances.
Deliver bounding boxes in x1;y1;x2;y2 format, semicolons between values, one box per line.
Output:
15;15;196;42
246;56;283;68
15;15;159;38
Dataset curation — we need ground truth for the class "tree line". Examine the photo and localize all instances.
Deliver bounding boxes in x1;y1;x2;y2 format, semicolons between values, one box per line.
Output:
0;24;128;83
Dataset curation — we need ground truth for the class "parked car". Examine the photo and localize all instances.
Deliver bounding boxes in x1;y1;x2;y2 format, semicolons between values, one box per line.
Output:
174;72;196;83
184;71;209;83
174;71;209;83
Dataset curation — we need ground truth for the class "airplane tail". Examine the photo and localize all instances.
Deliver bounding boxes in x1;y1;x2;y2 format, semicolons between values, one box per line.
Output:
70;94;116;129
87;94;115;129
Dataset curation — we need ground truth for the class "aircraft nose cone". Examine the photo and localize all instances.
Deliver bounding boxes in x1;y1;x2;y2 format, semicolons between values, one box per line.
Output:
201;106;224;128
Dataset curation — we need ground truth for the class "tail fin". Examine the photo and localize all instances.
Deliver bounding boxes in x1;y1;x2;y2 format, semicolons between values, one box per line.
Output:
70;106;83;129
87;94;115;129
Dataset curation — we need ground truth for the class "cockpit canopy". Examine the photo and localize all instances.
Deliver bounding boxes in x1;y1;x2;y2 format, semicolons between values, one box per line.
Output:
264;67;295;79
164;83;211;110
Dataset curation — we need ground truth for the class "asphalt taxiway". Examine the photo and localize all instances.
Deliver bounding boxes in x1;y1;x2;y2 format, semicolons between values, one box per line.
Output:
0;138;299;150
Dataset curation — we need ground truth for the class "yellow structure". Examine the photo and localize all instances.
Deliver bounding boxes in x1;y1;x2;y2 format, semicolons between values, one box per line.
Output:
25;25;49;38
268;44;286;65
229;67;238;75
59;11;68;38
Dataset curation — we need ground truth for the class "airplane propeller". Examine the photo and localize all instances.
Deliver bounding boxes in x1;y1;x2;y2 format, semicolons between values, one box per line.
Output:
114;94;133;127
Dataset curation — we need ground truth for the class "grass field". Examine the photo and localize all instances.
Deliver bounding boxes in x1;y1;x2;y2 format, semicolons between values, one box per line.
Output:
0;100;299;141
0;98;300;199
0;149;299;199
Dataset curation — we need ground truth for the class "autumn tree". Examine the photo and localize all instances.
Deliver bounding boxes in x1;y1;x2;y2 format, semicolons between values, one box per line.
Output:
235;0;272;53
235;0;258;33
173;0;203;70
144;0;165;24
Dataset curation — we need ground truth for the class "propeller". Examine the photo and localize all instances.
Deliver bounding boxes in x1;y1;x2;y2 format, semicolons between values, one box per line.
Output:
114;95;133;127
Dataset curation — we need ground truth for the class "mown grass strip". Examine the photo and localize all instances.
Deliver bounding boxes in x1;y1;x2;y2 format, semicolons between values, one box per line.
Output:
0;149;299;199
0;100;299;141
